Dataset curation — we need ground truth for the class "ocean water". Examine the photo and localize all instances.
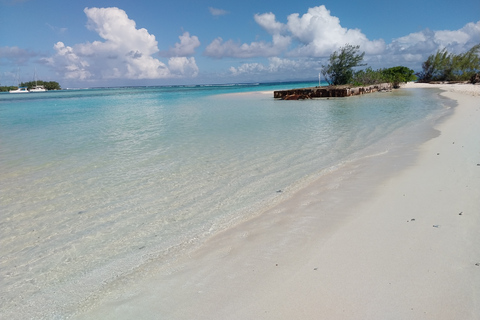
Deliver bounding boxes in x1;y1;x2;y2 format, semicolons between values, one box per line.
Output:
0;82;451;318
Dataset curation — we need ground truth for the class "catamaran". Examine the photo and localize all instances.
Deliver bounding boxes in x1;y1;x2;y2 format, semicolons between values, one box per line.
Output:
29;68;47;92
29;85;46;92
9;68;30;93
9;86;30;93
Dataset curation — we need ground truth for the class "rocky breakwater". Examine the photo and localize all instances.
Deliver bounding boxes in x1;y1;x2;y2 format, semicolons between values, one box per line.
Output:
274;83;392;100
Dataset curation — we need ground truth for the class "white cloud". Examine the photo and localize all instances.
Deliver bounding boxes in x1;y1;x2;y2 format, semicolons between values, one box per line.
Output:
209;7;229;16
204;11;292;59
46;7;199;81
285;6;385;57
168;57;199;77
434;21;480;51
254;12;287;35
222;5;479;79
383;21;480;67
205;35;291;58
161;32;200;57
205;5;384;59
230;57;318;76
48;42;91;80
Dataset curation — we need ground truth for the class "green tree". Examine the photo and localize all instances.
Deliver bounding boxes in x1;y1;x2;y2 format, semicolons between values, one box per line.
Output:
0;86;17;92
43;81;61;90
20;80;62;90
352;66;416;88
322;44;366;85
453;44;480;80
417;44;480;82
381;66;416;88
352;67;384;86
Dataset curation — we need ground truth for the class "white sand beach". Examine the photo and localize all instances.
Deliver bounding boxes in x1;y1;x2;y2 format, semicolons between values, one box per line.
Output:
78;83;480;319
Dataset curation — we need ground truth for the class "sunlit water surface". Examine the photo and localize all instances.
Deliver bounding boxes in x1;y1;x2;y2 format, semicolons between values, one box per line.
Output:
0;83;450;318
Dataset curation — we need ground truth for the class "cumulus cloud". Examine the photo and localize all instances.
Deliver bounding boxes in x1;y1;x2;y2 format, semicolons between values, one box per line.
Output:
161;32;201;57
205;5;384;59
254;12;287;35
375;20;480;68
168;57;199;77
387;21;480;56
46;7;199;81
205;11;291;59
285;6;385;56
46;42;91;80
222;5;479;79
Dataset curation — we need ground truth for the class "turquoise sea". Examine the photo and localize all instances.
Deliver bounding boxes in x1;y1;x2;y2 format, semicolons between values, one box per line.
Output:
0;82;451;318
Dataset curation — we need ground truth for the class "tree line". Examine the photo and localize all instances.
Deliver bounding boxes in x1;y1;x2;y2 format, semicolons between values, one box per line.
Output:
416;44;480;82
0;80;61;92
321;43;480;87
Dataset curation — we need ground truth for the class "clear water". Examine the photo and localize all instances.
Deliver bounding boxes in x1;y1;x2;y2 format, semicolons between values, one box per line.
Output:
0;82;450;318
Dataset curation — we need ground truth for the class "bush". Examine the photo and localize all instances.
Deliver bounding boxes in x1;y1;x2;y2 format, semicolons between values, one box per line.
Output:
381;66;416;88
352;66;416;88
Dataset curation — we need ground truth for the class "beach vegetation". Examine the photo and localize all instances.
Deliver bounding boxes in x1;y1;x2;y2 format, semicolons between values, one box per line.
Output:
0;86;19;92
322;44;367;85
351;67;384;86
1;80;62;92
322;44;415;88
416;44;480;82
20;80;62;90
379;66;417;88
352;66;416;88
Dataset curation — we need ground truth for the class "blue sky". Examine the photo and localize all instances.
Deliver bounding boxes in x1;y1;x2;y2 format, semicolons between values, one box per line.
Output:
1;0;479;87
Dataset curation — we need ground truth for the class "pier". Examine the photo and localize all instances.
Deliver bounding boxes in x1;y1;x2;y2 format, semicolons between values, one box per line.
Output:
274;83;392;100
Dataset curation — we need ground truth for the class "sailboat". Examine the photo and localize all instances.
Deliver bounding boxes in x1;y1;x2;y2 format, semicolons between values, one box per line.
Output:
29;68;47;92
9;86;29;93
9;69;29;93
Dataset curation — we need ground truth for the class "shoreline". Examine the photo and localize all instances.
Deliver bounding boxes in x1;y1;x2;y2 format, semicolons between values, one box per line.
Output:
77;83;480;319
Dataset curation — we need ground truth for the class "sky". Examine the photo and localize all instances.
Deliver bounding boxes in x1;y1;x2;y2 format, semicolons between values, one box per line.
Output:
1;0;479;87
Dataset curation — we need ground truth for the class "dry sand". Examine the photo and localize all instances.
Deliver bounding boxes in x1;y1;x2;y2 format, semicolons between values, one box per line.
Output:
78;83;480;320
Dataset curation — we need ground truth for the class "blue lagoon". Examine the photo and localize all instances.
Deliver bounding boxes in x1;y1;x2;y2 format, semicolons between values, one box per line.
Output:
0;83;452;318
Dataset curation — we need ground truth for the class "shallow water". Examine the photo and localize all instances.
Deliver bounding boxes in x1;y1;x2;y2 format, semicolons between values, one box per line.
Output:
0;83;450;318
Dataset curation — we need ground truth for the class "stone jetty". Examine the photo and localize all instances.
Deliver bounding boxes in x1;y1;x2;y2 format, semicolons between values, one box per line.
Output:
274;83;392;100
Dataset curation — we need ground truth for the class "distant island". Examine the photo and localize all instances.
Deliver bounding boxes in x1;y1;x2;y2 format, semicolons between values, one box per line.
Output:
0;80;61;92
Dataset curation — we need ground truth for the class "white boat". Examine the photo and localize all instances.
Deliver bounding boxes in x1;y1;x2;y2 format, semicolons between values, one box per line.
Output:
9;86;30;93
29;85;46;92
29;68;47;92
9;69;30;93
